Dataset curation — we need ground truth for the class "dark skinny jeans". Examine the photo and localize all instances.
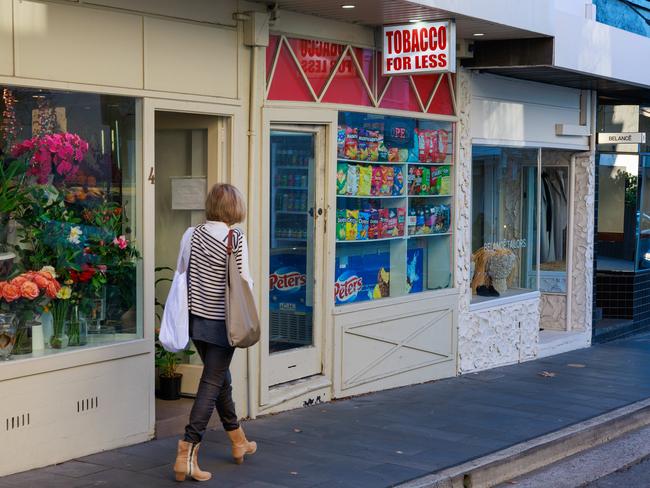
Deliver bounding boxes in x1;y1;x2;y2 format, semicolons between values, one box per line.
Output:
184;339;239;444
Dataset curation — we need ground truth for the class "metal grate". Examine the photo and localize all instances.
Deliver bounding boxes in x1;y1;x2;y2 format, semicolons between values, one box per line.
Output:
77;396;99;413
270;311;312;345
5;413;30;431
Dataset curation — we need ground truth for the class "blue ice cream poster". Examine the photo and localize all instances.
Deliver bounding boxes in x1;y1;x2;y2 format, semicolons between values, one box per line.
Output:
269;251;310;313
335;252;390;305
407;247;424;294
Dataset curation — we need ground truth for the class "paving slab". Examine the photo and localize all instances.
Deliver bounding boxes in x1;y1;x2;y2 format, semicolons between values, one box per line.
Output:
5;332;650;487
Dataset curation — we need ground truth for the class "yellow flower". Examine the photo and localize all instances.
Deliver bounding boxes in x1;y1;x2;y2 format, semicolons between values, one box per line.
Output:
57;286;72;300
40;266;57;278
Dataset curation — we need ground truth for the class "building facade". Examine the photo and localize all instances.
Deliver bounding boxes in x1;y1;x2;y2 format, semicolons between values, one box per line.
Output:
0;0;648;476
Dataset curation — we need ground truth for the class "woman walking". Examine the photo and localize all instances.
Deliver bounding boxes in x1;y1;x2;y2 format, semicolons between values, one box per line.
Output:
173;183;257;482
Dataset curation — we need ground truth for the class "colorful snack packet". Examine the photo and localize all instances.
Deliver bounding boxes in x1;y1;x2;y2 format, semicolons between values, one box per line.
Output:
412;167;423;195
368;209;380;239
428;130;439;163
439;165;451;195
386;208;398;238
358;165;372;196
388;147;400;162
431;167;440;195
424;207;434;234
357;211;370;240
337;126;346;158
377;132;388;162
384;166;395;195
336;163;348;195
416;208;425;234
346;209;359;241
392;166;404;196
408;166;416;195
420;167;431;195
435;129;450;163
396;208;406;236
372;166;383;196
416;129;428;163
347;165;360;195
337;209;347;241
408;208;417;235
365;130;381;162
344;127;358;160
378;208;389;239
357;128;370;161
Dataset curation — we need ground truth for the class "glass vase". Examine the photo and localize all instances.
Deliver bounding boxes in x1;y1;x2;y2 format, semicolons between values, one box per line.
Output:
12;318;33;355
0;313;16;360
50;301;70;350
68;306;87;347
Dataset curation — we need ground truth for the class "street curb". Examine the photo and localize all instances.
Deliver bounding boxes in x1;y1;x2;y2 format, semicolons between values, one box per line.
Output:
396;397;650;488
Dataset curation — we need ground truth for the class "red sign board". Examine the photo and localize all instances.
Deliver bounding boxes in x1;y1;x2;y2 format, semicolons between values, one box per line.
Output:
382;21;456;76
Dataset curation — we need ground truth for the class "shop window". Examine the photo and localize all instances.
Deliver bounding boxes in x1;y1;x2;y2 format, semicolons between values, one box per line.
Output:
335;111;454;306
638;156;650;270
471;147;538;302
0;87;141;360
596;153;638;272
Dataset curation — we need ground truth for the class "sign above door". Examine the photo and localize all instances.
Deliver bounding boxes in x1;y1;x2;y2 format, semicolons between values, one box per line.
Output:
597;132;647;145
382;21;456;76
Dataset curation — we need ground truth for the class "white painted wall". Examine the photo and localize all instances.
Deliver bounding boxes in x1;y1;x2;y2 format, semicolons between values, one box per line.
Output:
471;72;590;149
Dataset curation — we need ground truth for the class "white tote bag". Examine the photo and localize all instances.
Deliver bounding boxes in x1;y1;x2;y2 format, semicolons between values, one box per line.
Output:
159;270;190;352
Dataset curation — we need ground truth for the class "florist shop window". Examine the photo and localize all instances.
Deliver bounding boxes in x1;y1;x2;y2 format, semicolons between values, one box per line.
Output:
0;87;141;361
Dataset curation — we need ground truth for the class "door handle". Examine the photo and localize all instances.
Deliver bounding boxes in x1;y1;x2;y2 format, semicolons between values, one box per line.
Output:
317;208;323;216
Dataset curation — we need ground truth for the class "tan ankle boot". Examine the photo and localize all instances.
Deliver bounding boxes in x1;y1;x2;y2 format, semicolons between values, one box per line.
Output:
226;426;257;464
173;440;212;482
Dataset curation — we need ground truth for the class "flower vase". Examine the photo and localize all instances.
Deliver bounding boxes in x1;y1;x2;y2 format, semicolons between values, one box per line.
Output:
50;301;70;349
12;318;33;355
68;306;87;347
0;313;17;360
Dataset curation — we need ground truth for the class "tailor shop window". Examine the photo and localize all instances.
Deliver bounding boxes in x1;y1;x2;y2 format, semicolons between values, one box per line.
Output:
334;111;454;306
0;87;141;360
471;147;539;302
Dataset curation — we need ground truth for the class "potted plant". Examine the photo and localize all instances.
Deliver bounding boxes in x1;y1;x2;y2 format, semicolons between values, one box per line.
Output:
155;332;194;400
0;155;30;275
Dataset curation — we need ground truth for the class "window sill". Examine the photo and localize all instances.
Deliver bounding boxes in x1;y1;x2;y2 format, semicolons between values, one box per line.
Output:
0;338;152;382
469;290;540;313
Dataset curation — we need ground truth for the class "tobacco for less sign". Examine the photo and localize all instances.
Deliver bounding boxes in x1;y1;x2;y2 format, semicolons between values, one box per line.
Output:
383;21;456;76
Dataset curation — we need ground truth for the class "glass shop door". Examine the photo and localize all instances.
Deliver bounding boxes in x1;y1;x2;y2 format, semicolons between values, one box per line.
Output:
268;125;326;386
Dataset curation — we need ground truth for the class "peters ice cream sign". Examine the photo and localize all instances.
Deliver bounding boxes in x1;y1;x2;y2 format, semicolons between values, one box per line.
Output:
383;21;456;76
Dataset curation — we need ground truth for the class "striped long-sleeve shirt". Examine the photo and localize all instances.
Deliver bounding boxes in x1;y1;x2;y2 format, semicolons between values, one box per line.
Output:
176;221;253;321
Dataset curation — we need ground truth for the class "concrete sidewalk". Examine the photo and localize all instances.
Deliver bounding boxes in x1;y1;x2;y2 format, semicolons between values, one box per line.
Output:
4;333;650;488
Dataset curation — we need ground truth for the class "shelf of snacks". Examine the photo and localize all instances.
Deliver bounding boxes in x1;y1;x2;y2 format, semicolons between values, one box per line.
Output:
334;112;456;305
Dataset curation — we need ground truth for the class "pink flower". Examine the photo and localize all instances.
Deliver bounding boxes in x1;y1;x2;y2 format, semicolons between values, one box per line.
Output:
97;265;107;273
113;235;128;250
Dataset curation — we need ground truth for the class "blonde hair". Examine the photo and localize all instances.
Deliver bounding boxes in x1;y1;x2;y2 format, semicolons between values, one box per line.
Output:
205;183;246;225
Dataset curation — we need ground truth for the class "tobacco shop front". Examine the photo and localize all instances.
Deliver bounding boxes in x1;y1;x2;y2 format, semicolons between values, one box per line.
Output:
257;22;460;410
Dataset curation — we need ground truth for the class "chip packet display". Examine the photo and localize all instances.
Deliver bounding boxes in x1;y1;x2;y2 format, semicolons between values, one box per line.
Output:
368;209;380;239
378;208;389;239
357;211;370;240
435;129;450;163
385;209;398;238
396;208;406;236
431;167;440;195
347;165;360;195
380;166;393;195
359;165;372;196
408;208;417;235
420;167;431;195
336;162;348;195
439;165;451;195
392;166;404;196
358;129;370;161
346;209;359;240
336;209;347;241
416;129;429;163
372;166;383;196
344;127;358;160
337;126;346;158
